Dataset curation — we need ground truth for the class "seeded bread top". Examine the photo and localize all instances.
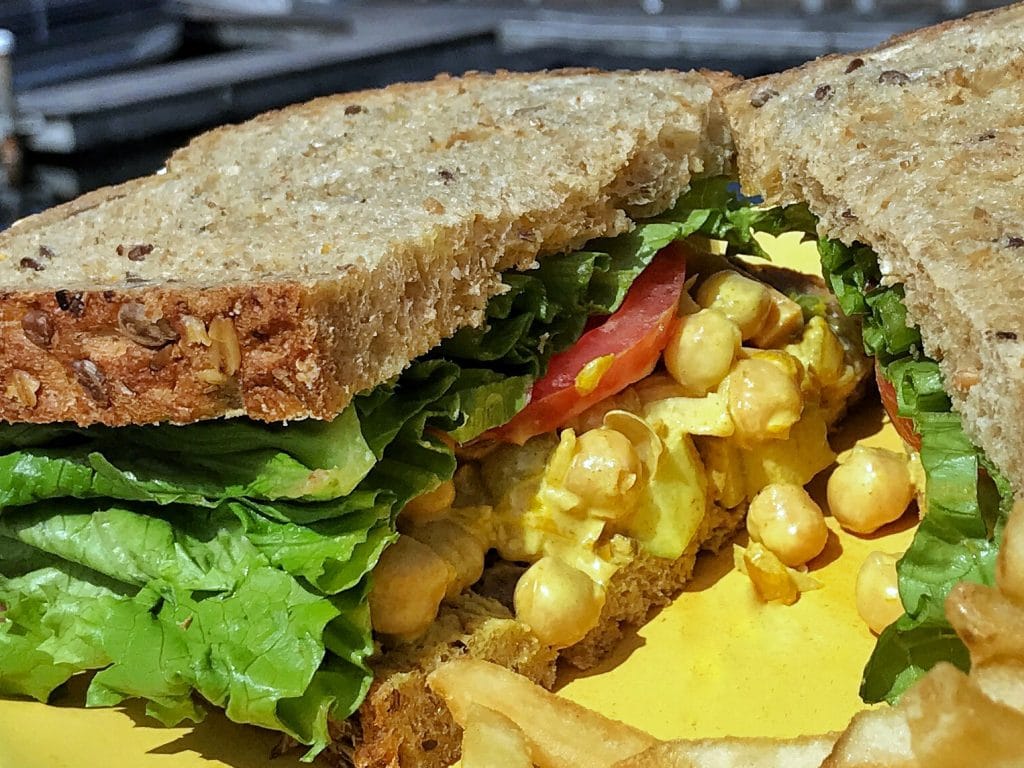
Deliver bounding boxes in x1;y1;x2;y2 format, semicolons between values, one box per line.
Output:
0;69;733;427
724;5;1024;493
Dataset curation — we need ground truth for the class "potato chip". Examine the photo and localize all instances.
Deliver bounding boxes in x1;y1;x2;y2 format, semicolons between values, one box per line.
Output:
429;659;656;768
612;735;838;768
945;581;1024;665
902;662;1024;767
462;704;534;768
819;707;915;768
970;663;1024;715
996;500;1024;604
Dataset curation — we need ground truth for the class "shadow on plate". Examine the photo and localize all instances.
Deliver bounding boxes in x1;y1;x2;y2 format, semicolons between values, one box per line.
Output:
830;397;888;455
52;674;309;767
809;527;844;571
553;622;648;690
147;720;308;768
686;533;745;595
553;529;744;688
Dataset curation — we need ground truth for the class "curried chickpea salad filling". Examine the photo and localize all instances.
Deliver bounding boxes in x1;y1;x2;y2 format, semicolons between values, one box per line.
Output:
372;256;868;649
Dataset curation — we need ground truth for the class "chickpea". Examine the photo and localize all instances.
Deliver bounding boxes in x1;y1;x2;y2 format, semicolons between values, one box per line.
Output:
828;446;914;534
630;375;685;406
748;348;803;381
514;556;606;648
664;308;741;396
408;518;487;599
726;358;803;444
856;551;904;634
798;315;846;387
369;536;451;637
746;483;829;567
562;428;641;517
696;270;771;339
401;479;456;525
750;288;804;349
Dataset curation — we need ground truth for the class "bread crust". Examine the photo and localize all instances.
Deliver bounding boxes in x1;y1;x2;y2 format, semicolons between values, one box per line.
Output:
1;280;337;424
353;594;559;768
723;3;1024;492
0;69;733;427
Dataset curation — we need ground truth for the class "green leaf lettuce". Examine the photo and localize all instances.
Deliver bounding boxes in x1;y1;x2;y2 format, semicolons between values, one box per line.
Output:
818;237;1013;704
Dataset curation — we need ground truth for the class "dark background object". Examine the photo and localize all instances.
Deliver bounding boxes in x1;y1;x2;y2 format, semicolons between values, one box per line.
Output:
0;0;1010;228
3;0;181;91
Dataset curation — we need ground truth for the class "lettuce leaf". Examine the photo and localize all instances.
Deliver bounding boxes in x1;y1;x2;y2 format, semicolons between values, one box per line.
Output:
859;600;970;705
818;238;1013;704
0;405;375;507
0;361;457;759
655;176;817;258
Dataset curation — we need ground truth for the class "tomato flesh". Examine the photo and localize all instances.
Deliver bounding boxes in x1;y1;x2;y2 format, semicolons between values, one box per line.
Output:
487;242;689;445
875;361;921;452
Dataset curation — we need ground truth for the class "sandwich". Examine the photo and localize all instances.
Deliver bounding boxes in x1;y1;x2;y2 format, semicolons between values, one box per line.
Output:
0;69;872;766
722;1;1024;710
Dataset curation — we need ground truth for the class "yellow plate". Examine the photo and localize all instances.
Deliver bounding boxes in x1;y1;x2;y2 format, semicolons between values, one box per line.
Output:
0;235;915;768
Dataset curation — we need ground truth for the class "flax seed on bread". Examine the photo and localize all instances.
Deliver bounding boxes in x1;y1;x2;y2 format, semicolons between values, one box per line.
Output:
0;69;732;428
723;3;1024;492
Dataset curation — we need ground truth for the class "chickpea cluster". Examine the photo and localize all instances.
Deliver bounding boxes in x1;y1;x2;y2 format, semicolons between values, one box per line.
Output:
738;443;916;625
666;270;807;448
369;480;488;638
827;445;917;634
738;442;916;629
674;269;918;629
667;271;826;570
368;265;916;645
369;430;621;647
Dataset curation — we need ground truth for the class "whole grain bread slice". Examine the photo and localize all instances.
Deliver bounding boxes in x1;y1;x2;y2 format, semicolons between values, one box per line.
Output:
0;69;732;427
722;3;1024;493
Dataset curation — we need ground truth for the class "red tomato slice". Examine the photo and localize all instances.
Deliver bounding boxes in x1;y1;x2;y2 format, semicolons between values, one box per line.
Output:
875;361;921;452
487;241;690;445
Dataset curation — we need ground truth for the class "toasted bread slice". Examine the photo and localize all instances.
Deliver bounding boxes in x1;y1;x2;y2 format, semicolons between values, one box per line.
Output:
0;69;732;428
723;4;1024;491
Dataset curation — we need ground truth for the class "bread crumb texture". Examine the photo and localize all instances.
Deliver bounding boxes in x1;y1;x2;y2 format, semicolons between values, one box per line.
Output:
0;69;731;426
724;5;1024;492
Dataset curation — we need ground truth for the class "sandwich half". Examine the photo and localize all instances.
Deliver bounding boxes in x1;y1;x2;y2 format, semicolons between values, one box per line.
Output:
723;2;1024;708
0;69;870;768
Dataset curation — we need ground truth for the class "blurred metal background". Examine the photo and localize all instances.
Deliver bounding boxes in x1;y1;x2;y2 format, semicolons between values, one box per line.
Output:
0;0;1010;226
